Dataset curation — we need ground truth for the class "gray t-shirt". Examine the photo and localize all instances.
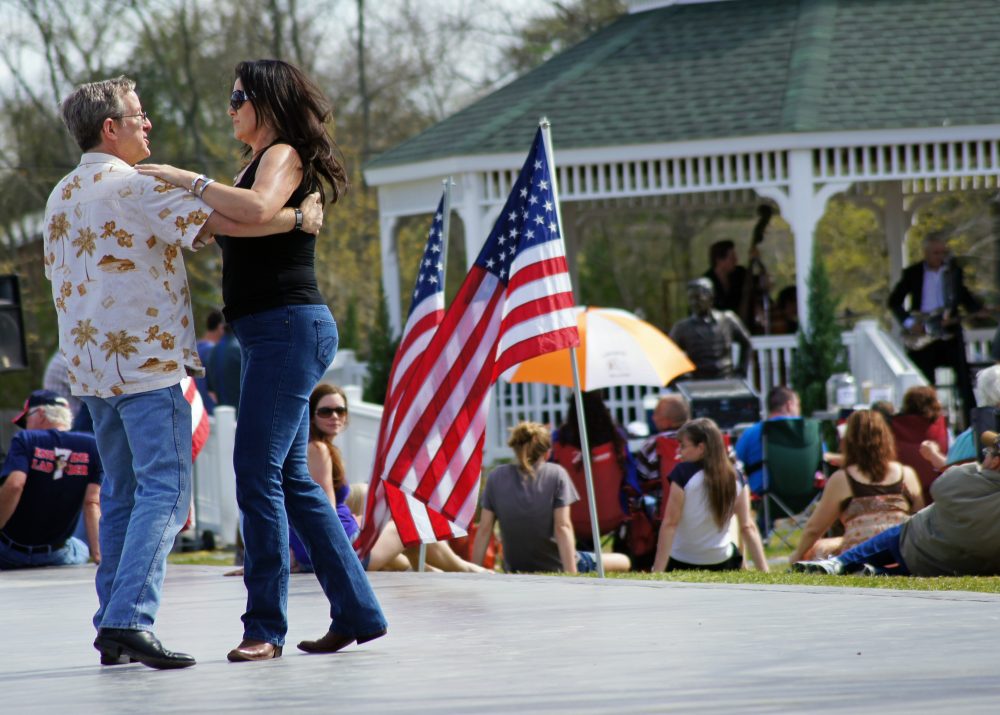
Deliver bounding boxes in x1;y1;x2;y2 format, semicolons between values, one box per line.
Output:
481;462;579;573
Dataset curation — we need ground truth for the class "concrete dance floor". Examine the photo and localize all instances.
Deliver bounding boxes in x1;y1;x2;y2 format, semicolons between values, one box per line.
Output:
2;565;998;714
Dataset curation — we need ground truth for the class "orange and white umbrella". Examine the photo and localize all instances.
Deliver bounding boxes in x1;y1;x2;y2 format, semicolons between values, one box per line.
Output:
506;306;694;390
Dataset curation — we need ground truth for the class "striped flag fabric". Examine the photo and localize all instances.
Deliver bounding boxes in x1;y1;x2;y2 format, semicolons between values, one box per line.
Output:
180;375;210;532
380;127;579;529
355;196;466;558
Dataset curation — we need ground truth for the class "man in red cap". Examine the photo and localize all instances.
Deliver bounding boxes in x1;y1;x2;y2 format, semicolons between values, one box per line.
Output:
0;390;102;570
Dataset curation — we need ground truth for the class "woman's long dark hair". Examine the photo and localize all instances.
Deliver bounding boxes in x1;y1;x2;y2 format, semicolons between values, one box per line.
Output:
677;418;737;530
557;391;628;473
235;59;348;204
309;383;348;489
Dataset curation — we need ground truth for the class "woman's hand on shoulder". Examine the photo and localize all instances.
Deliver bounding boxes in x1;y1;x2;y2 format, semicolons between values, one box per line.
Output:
135;163;197;189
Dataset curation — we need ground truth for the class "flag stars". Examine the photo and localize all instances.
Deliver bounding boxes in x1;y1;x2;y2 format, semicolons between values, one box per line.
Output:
526;229;535;240
519;188;528;198
436;261;444;272
534;215;545;226
549;221;559;234
528;195;539;205
428;275;439;285
507;210;517;222
544;200;553;212
534;160;542;170
539;179;549;190
486;257;495;269
430;242;441;253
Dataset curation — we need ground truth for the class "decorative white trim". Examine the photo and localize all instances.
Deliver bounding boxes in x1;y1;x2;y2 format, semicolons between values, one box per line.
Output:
365;124;1000;188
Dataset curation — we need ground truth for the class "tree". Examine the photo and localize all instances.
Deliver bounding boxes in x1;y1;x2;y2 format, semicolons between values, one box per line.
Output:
499;0;626;76
362;284;397;405
791;249;847;416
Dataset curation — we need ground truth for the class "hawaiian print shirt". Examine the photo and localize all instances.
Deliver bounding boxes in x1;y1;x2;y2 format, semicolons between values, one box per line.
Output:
43;152;211;398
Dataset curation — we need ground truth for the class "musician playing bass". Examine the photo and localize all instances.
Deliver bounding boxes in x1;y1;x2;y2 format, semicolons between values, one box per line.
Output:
888;232;984;423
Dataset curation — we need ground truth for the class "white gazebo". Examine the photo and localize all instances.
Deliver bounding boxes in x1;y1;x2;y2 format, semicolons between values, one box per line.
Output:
364;0;1000;454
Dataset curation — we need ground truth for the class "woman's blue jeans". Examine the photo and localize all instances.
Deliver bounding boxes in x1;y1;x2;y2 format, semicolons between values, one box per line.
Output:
231;305;386;645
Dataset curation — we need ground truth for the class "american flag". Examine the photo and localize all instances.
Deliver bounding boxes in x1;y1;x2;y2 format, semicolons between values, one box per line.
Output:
355;196;466;557
180;375;210;532
380;127;579;528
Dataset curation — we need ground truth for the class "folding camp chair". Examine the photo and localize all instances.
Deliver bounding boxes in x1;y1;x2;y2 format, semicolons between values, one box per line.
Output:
761;418;823;547
552;440;628;541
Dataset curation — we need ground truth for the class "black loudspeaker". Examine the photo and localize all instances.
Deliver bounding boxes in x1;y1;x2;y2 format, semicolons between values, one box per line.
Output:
0;274;29;372
675;378;761;430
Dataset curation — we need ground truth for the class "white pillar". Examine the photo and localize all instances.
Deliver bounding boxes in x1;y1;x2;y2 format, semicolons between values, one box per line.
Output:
882;181;907;289
756;149;850;334
379;213;401;335
456;172;487;268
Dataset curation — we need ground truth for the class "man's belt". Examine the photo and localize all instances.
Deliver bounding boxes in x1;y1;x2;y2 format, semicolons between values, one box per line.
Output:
0;531;65;555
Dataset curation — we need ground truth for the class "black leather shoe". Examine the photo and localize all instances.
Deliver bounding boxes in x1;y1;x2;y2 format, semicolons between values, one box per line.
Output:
297;627;387;654
94;628;196;670
99;652;138;666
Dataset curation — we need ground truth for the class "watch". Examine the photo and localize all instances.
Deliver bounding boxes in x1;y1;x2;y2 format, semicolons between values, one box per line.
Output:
294;208;303;231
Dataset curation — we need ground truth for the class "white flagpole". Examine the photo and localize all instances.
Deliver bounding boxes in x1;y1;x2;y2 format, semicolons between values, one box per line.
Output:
540;118;604;579
417;177;455;574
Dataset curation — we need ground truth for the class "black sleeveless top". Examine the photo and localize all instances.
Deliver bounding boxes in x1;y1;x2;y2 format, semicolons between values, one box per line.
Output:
216;147;324;322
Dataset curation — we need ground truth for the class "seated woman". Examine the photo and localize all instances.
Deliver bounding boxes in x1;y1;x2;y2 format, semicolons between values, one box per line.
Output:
789;409;925;563
891;386;949;500
300;384;487;574
651;418;769;572
471;422;630;574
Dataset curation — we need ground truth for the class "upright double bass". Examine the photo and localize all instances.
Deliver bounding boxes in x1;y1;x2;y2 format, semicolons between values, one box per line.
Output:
739;204;773;334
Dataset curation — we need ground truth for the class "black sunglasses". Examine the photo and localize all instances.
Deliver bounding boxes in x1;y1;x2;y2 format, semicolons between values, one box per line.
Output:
230;89;252;111
315;406;347;418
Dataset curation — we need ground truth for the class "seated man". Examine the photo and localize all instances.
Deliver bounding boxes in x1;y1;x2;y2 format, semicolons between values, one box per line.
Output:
735;385;801;496
669;278;751;380
0;390;102;569
635;394;689;483
793;430;1000;577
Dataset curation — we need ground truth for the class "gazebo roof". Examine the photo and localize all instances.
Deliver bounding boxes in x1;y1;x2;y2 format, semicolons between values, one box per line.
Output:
367;0;1000;173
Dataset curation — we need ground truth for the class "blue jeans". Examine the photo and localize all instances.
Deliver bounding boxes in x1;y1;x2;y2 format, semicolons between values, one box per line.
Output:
0;537;89;570
835;524;910;575
231;305;386;646
82;384;192;631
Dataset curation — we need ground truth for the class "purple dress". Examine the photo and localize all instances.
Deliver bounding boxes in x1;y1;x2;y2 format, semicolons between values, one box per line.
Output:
289;481;358;571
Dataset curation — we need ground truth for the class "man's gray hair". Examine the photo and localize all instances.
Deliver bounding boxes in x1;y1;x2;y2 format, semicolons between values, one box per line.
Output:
60;76;135;152
976;364;1000;408
36;404;72;430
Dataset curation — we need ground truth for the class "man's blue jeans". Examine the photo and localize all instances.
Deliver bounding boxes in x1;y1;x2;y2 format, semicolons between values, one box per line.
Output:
835;523;910;575
231;305;386;646
0;537;89;570
83;384;192;631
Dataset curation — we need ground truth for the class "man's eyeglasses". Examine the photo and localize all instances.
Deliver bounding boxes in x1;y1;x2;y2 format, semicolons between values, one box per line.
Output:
315;406;347;419
230;89;252;111
113;111;149;122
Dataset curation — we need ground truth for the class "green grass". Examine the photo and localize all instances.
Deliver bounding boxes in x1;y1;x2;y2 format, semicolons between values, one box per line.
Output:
602;570;1000;594
168;550;236;566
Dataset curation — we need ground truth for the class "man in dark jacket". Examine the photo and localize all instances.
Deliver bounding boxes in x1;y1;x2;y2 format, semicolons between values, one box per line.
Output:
888;232;984;422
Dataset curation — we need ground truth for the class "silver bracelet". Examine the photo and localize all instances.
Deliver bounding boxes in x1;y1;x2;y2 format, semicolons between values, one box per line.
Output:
294;208;304;231
195;178;215;198
190;174;207;194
